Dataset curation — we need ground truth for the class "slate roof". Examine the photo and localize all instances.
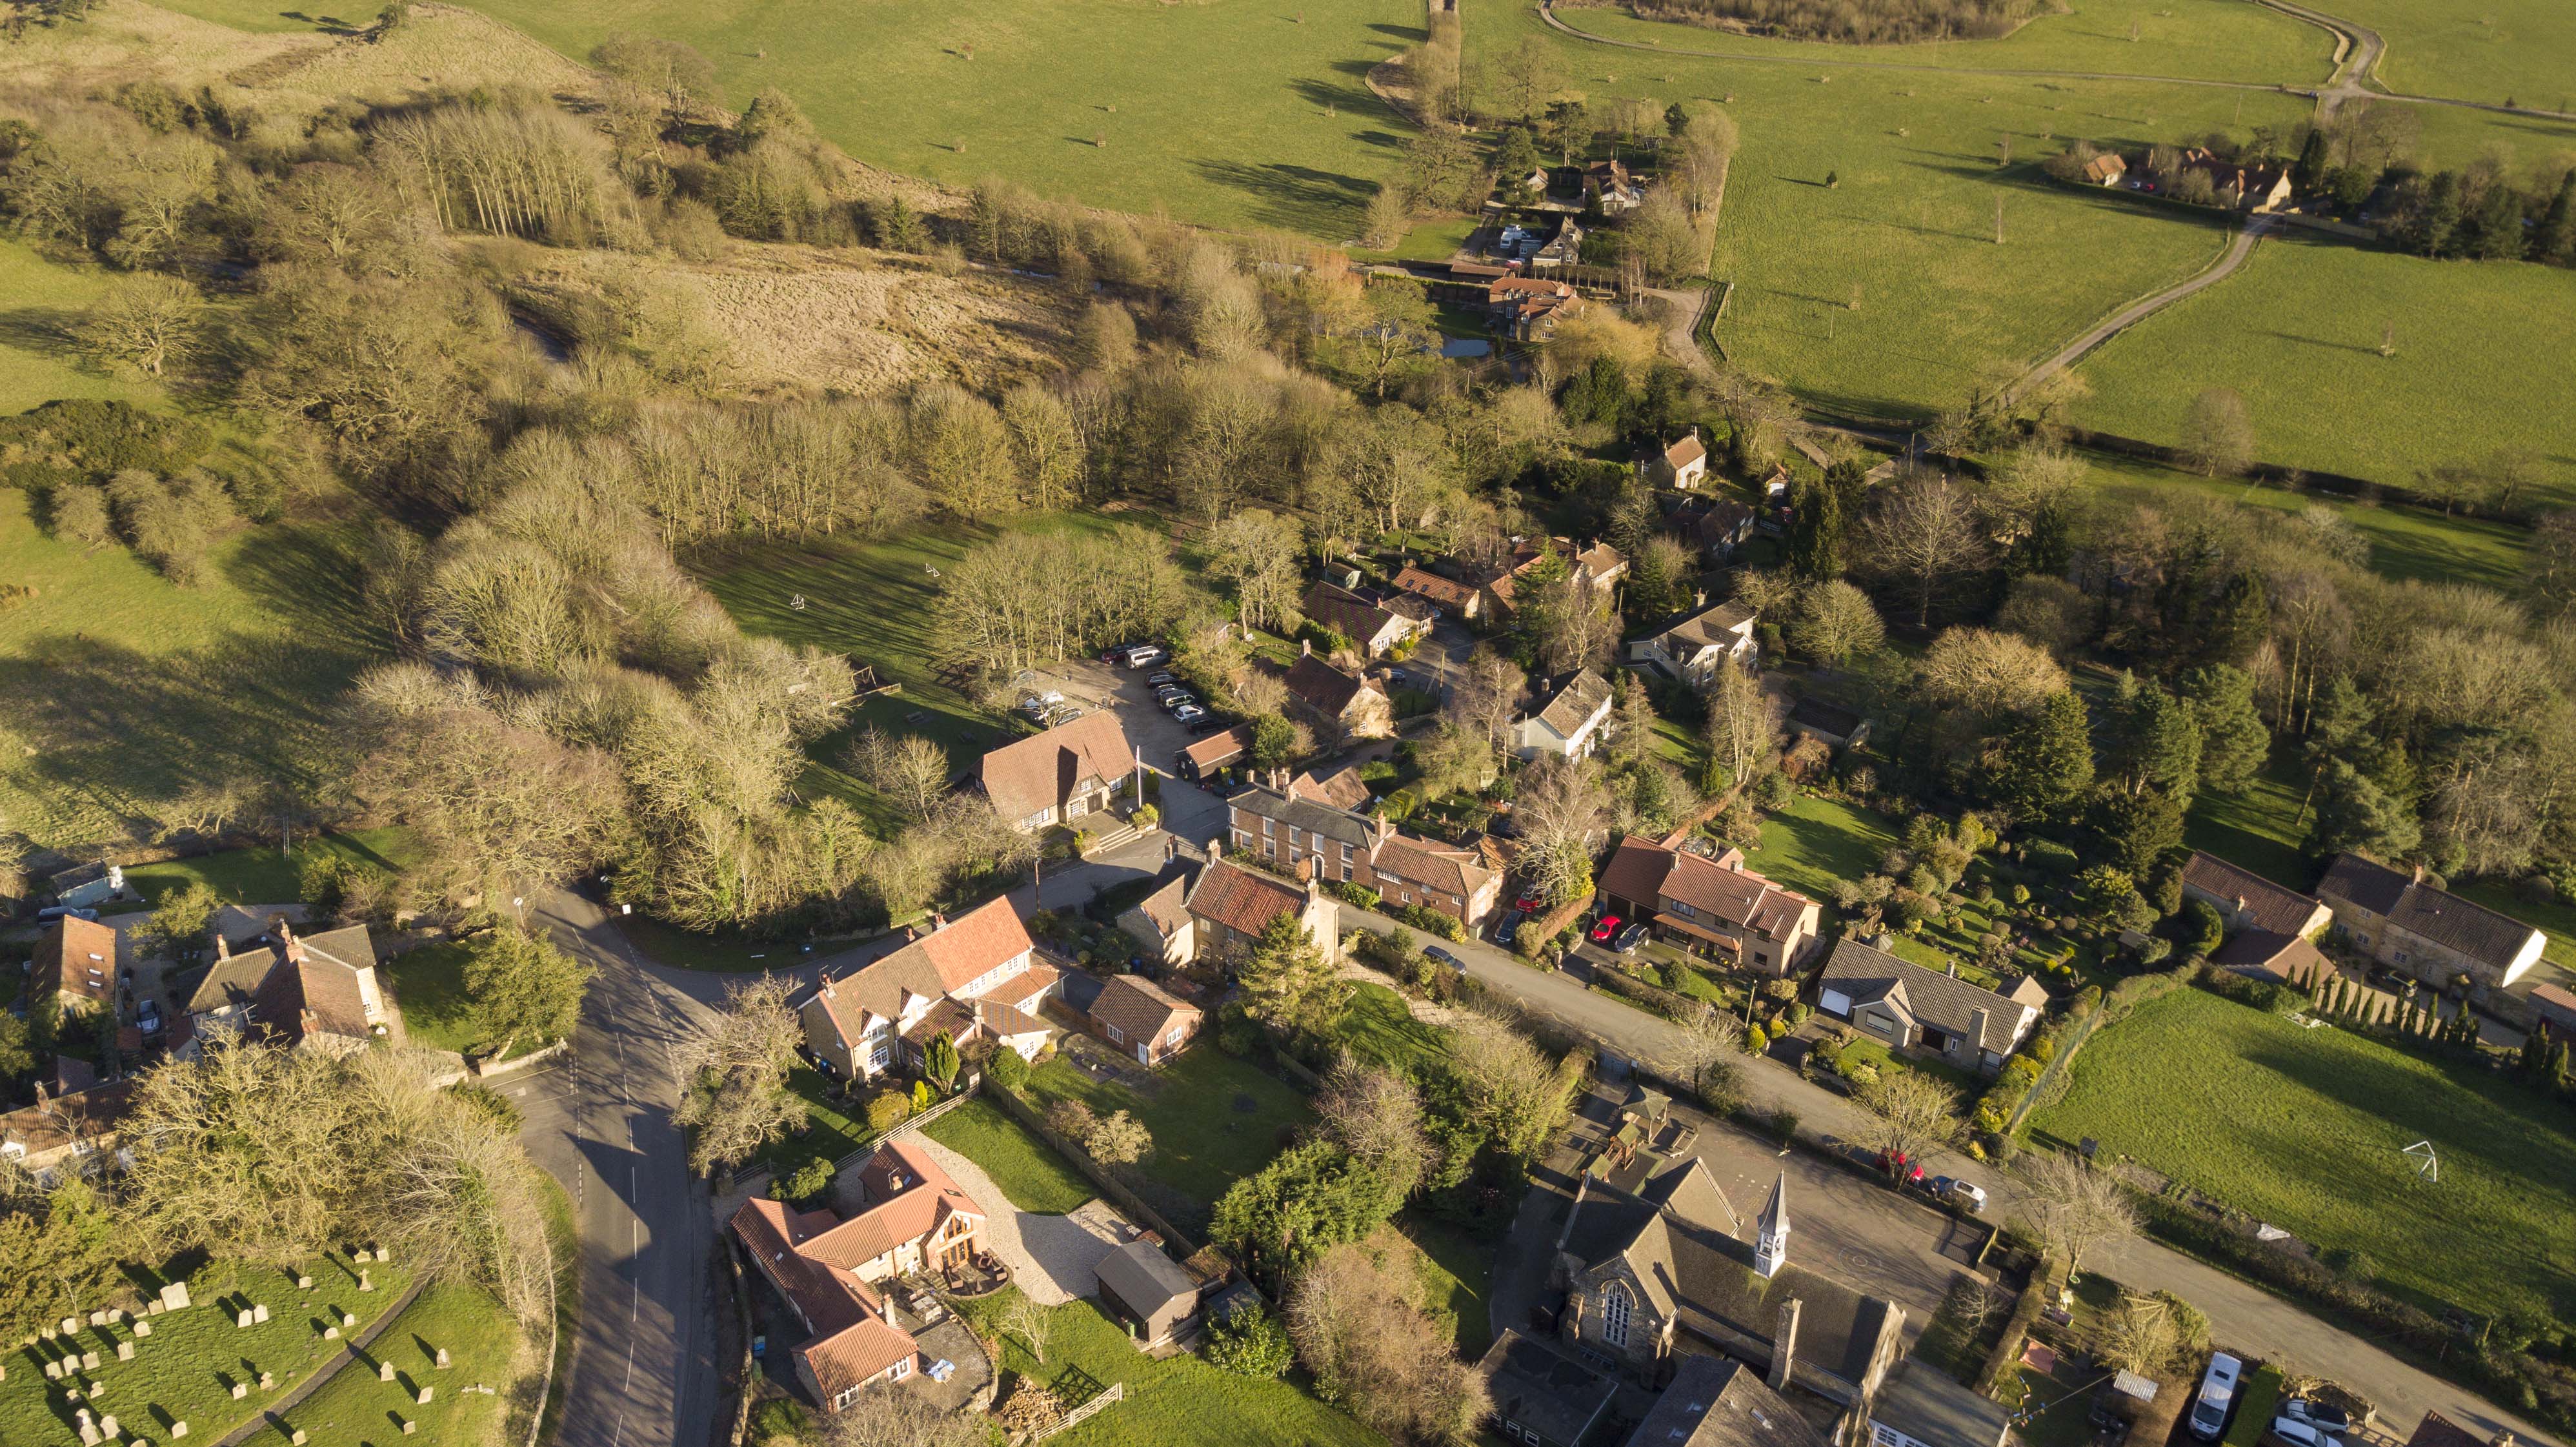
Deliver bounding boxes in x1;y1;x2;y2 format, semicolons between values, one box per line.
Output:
184;922;379;1044
1816;938;2040;1055
978;711;1134;823
1186;856;1313;939
1284;653;1376;718
1871;1359;2013;1447
1787;697;1863;740
36;916;117;1007
1657;600;1758;653
1096;1240;1199;1315
1302;580;1409;645
1229;782;1378;849
1530;669;1613;740
1480;1329;1618;1447
1289;765;1373;811
1624;1353;1825;1447
2182;851;2326;935
2316;855;2542;971
1091;973;1200;1044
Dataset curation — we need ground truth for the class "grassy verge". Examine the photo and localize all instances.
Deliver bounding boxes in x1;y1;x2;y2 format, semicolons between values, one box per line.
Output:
2029;986;2576;1322
923;1094;1096;1215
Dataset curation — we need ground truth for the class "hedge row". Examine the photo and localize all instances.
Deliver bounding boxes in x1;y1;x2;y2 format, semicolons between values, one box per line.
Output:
1976;1257;2059;1396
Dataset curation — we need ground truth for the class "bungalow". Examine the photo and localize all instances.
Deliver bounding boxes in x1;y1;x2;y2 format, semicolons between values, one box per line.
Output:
1183;849;1341;962
1649;429;1710;490
1095;1240;1209;1348
34;915;118;1016
2079;151;2128;186
1478;1328;1619;1447
183;916;388;1055
1629;599;1758;689
1177;723;1254;783
978;712;1136;831
1283;647;1394;740
797;897;1059;1083
1596;836;1821;975
1514;668;1615;762
1302;580;1429;657
2315;853;2546;991
1089;973;1203;1067
1390;563;1485;621
1815;938;2048;1075
730;1137;985;1410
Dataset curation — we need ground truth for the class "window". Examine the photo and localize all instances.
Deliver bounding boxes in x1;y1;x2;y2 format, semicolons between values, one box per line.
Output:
869;1047;892;1069
1864;1015;1893;1036
1668;899;1695;918
1105;1024;1125;1044
834;1386;863;1410
1289;826;1302;846
1262;816;1274;835
1601;1286;1631;1347
1342;863;1354;882
889;1358;912;1381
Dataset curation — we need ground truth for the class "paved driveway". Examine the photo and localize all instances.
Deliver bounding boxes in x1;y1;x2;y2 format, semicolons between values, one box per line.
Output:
911;1138;1124;1306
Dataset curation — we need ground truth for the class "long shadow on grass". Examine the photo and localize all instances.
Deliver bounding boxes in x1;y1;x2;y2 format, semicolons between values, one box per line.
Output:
1188;157;1375;235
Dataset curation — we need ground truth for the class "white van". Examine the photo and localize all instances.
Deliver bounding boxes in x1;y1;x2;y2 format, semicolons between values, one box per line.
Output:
2188;1352;2244;1440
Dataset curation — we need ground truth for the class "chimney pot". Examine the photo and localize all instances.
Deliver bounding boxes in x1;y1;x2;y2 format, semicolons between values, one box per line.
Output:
1301;638;1312;657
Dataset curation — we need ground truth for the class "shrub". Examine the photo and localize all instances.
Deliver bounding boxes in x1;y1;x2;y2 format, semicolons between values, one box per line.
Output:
1325;880;1383;911
1203;1302;1294;1378
1746;1023;1769;1052
777;1155;834;1203
750;1399;810;1447
1045;1097;1098;1140
863;1091;913;1133
2024;837;2080;877
987;1044;1029;1093
1380;788;1420;821
1396;903;1466;942
1215;1001;1262;1055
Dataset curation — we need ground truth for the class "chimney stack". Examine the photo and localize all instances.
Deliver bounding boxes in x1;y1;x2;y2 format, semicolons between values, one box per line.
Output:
1969;1007;1991;1060
1769;1298;1801;1391
1300;638;1312;657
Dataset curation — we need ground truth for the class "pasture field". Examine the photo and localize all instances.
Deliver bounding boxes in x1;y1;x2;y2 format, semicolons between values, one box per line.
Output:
2394;101;2576;175
0;488;385;853
399;0;1420;238
1535;0;2330;85
2072;229;2576;505
2332;0;2576;110
2073;450;2532;591
2030;986;2576;1322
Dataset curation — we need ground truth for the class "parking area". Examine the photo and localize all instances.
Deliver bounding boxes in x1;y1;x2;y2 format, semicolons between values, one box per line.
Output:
1012;654;1225;779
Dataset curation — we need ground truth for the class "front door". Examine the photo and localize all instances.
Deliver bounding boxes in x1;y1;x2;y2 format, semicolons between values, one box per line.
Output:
1136;1041;1150;1066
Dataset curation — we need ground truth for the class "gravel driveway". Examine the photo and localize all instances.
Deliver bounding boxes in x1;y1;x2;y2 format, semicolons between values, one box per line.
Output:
912;1137;1125;1306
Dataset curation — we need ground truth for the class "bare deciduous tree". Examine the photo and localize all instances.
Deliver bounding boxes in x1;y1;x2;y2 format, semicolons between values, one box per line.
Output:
1860;474;1989;627
77;273;201;378
843;725;952;822
1851;1070;1963;1179
1703;662;1782;793
1512;754;1609;907
1287;1236;1493;1444
1316;1055;1431;1195
1205;508;1309;634
673;976;807;1177
2017;1150;2138;1283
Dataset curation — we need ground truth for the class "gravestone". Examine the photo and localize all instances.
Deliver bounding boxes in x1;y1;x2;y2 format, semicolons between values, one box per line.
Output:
78;1422;99;1446
296;1276;312;1290
62;1318;79;1335
258;1371;274;1389
80;1351;98;1370
357;1271;372;1293
235;1311;252;1330
339;1311;354;1329
402;1422;416;1437
98;1415;118;1437
132;1321;150;1338
291;1431;307;1446
116;1342;132;1361
89;1310;108;1328
172;1423;188;1439
146;1301;163;1317
159;1284;189;1311
252;1305;270;1324
416;1386;433;1406
230;1384;247;1401
373;1247;388;1263
434;1348;449;1370
45;1360;63;1380
108;1309;124;1324
323;1326;339;1341
379;1361;396;1382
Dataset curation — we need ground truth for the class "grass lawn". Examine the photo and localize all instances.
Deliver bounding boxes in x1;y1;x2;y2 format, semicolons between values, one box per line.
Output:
956;1286;1376;1447
1394;1214;1498;1358
614;912;831;973
0;486;387;854
1744;791;1896;905
2029;987;2576;1322
351;0;1427;238
112;829;423;913
1833;1032;1984;1097
379;941;480;1057
2074;230;2576;505
259;1279;520;1447
749;1066;876;1178
1023;1045;1313;1235
1327;982;1452;1076
922;1095;1097;1215
0;241;165;414
0;1255;416;1447
2183;754;2317;894
2071;449;2531;592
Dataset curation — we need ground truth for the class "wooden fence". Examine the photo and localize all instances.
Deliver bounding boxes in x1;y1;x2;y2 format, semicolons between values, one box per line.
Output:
1031;1382;1125;1442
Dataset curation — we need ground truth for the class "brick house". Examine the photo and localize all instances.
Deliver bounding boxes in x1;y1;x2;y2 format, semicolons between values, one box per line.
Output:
1485;539;1628;623
1649;429;1709;490
2315;854;2546;991
730;1137;986;1411
978;712;1136;831
1391;563;1485;622
1088;973;1203;1067
34;915;119;1017
1225;782;1502;929
1595;836;1822;976
1814;938;2048;1075
1552;1160;1906;1405
1183;850;1340;962
796;898;1058;1082
1283;648;1394;740
182;917;388;1055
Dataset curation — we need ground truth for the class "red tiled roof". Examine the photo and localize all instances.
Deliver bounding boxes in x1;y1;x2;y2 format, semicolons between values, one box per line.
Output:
915;896;1036;995
1392;565;1478;609
1187;857;1311;939
1183;724;1254;773
979;712;1134;823
1372;830;1495;901
37;917;117;1007
1664;434;1706;469
1302;581;1407;645
1091;974;1202;1045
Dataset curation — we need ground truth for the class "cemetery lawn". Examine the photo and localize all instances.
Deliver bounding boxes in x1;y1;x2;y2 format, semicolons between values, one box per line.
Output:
1021;1046;1313;1235
259;1279;519;1447
2073;231;2576;506
921;1096;1096;1215
954;1286;1377;1447
0;1256;416;1447
2028;987;2576;1322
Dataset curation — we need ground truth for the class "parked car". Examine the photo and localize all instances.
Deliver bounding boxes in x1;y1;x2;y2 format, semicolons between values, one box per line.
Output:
1186;716;1233;736
1875;1149;1928;1187
1424;946;1463;969
1102;642;1145;662
1612;922;1649;953
2188;1353;2244;1441
1122;645;1168;668
2282;1401;2351;1435
1018;690;1065;715
36;905;99;922
1147;672;1180;687
2268;1419;2341;1447
1588;915;1622;944
1494;910;1525;946
1043;705;1086;725
1160;693;1200;714
136;998;163;1036
1930;1176;1987;1213
1172;704;1208;724
1513;893;1542;914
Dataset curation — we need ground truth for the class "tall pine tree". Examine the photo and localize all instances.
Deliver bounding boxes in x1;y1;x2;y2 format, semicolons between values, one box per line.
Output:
1993;689;2097;822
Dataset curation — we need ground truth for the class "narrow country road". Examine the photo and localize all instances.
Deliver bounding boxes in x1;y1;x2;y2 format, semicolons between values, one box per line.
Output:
511;890;729;1447
1357;908;2560;1445
2008;214;2271;401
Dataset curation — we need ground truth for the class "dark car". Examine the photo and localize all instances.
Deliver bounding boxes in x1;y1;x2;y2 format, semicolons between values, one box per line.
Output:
1424;946;1464;969
1613;922;1649;953
1588;915;1622;944
136;998;163;1037
1494;910;1526;946
1186;715;1233;736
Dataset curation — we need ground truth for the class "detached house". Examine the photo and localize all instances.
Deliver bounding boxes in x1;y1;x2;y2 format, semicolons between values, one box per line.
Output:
2180;851;2334;982
1815;938;2047;1075
978;712;1135;831
1514;669;1615;762
1649;429;1710;490
1283;647;1395;740
1489;276;1586;339
730;1137;987;1411
183;917;388;1054
1596;836;1821;975
2315;854;2546;991
1302;580;1430;657
797;898;1058;1082
1391;563;1485;622
34;916;118;1017
1553;1160;1906;1406
1630;600;1758;689
1226;782;1504;929
1668;494;1756;562
1583;157;1645;214
1183;849;1342;961
1088;974;1203;1067
1485;538;1629;622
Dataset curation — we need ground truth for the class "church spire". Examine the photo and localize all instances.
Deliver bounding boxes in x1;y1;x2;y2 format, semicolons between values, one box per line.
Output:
1753;1171;1790;1277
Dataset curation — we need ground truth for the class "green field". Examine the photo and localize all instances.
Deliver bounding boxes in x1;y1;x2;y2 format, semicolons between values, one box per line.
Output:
298;0;1423;238
1536;0;2330;85
958;1286;1376;1447
2031;987;2576;1322
0;1257;417;1447
2074;230;2576;503
2396;101;2576;175
922;1095;1099;1215
0;243;163;414
108;829;422;912
2073;450;2533;591
2332;0;2576;108
257;1280;519;1447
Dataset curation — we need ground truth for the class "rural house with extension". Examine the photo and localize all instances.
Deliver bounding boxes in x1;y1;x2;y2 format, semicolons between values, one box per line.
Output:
1225;780;1502;928
1814;938;2048;1074
1649;429;1709;490
1183;849;1342;961
1283;647;1394;740
977;711;1136;831
797;897;1059;1082
1300;580;1429;657
2180;851;2336;983
1630;599;1760;688
2314;854;2546;990
1514;668;1615;762
1595;836;1822;975
183;916;390;1055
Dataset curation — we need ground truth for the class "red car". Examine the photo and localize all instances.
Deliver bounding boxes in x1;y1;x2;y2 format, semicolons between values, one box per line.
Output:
1513;893;1542;914
1588;915;1622;944
1876;1149;1928;1187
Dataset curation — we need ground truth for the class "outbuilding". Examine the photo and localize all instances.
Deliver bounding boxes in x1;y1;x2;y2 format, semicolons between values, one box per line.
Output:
1094;1241;1202;1348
